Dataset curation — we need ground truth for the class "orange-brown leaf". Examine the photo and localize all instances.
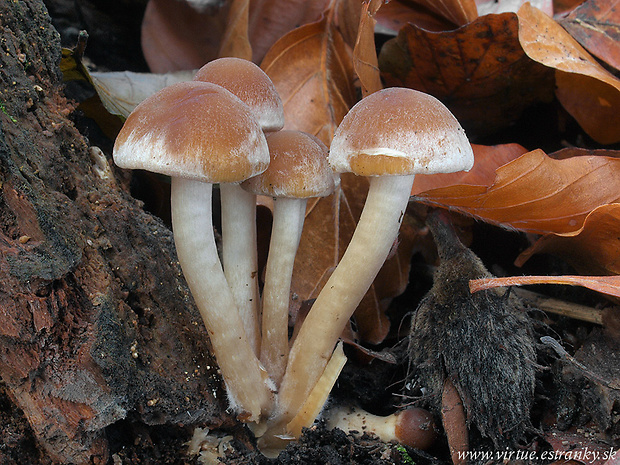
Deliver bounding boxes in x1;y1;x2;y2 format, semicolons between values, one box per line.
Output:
336;0;364;48
218;0;252;60
470;274;620;299
379;13;555;137
248;0;331;63
517;3;620;144
559;0;620;72
261;12;356;144
554;0;588;14
141;0;225;73
353;0;384;97
141;0;330;72
411;0;479;26
414;149;620;234
516;204;620;275
375;0;456;33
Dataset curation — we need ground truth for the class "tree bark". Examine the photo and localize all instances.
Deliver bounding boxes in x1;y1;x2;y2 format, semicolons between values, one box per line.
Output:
0;1;229;463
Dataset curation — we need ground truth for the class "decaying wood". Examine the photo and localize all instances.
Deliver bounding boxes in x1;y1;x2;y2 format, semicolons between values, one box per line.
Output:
0;1;230;463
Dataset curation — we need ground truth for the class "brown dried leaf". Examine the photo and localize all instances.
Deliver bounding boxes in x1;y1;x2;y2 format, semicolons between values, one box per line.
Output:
471;274;620;299
353;0;384;97
375;0;455;33
414;149;620;234
379;13;555;137
554;0;588;14
335;0;363;48
218;0;252;60
141;0;225;73
248;0;331;63
261;11;356;144
559;0;620;72
141;0;329;72
411;0;479;26
517;3;620;144
516;204;620;275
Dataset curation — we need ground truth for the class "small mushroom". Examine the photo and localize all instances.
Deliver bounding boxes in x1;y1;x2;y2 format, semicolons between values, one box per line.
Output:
242;130;336;385
275;88;474;426
325;405;439;450
194;57;285;354
113;81;273;421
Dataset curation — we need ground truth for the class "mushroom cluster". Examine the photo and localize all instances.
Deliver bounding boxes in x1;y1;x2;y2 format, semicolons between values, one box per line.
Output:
112;58;474;454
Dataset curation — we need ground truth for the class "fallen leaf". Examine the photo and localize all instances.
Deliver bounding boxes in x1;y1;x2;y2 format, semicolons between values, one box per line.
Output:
413;149;620;234
517;2;620;144
379;13;555;137
559;0;620;72
141;0;226;72
470;274;620;299
375;0;456;33
248;0;331;63
141;0;329;72
218;0;252;60
554;0;588;14
515;203;620;275
261;9;356;145
411;143;528;195
353;0;384;97
335;0;363;48
411;0;479;26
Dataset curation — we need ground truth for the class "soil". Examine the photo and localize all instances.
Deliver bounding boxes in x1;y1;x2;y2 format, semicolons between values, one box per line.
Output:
1;1;618;464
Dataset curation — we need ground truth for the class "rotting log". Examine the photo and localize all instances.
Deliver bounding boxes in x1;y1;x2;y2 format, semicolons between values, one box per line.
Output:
0;1;230;463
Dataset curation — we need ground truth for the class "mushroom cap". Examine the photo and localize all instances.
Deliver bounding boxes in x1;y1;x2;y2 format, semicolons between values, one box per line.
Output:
194;57;285;132
329;88;474;176
113;81;269;183
242;130;336;198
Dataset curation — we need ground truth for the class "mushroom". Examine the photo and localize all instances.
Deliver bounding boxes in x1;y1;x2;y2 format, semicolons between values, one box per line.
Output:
194;57;284;354
242;130;336;385
325;405;439;450
113;80;273;421
274;87;475;428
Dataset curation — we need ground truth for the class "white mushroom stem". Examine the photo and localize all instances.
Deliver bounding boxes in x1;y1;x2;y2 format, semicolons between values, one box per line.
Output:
258;341;347;456
260;197;308;386
274;174;415;425
171;177;272;422
220;183;261;354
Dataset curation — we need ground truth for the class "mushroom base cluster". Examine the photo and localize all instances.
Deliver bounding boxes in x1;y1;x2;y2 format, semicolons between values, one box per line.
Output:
112;59;475;456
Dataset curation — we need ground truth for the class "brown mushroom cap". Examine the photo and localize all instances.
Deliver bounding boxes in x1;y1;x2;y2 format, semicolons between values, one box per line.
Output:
242;130;336;198
329;88;474;177
113;81;269;183
194;57;284;132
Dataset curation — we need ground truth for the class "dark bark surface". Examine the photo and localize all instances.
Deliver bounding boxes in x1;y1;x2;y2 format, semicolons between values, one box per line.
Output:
0;1;230;463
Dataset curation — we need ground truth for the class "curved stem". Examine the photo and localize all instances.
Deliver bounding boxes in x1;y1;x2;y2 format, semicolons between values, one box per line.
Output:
220;183;261;354
260;197;307;386
273;175;415;425
171;177;272;422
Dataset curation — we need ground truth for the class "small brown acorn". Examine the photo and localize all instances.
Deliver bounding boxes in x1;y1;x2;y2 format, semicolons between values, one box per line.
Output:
406;210;536;448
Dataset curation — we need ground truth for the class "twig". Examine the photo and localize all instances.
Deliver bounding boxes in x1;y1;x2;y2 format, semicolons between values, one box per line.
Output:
512;288;604;325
